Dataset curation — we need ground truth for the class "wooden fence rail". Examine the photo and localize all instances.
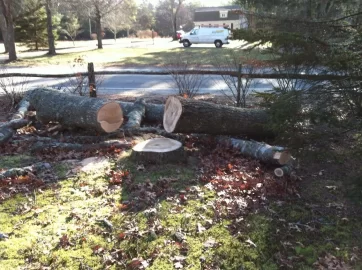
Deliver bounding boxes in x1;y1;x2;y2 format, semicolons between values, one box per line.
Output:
0;70;361;81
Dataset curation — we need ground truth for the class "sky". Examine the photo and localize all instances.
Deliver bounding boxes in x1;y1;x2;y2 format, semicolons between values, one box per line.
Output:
135;0;233;7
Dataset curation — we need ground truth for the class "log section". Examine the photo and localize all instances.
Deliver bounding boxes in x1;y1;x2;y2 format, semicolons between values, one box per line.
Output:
219;137;291;165
123;98;146;129
27;88;123;133
163;96;271;137
131;138;186;164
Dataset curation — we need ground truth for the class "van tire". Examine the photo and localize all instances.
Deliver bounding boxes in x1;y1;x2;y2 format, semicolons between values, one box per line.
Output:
183;40;191;47
214;40;223;48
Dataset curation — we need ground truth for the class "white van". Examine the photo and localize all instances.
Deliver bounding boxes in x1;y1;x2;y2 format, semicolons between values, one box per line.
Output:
180;27;230;48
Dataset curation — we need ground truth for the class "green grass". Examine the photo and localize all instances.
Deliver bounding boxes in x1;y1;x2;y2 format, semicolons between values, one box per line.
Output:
6;47;271;67
1;150;361;269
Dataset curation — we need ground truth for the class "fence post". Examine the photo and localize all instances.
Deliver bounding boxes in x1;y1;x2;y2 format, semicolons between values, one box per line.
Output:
88;62;97;98
236;63;242;107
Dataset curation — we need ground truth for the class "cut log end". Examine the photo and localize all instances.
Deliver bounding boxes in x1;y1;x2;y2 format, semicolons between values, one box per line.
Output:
163;96;182;133
97;102;124;133
274;168;285;177
131;138;185;164
273;151;292;165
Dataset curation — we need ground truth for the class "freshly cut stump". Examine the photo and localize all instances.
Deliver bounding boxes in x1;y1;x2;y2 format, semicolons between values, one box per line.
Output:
27;88;123;133
163;96;271;137
131;138;186;164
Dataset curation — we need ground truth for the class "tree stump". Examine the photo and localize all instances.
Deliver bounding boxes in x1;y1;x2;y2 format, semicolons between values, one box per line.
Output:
131;138;186;164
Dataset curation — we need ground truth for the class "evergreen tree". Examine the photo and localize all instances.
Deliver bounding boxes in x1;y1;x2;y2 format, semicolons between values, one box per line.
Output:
15;6;57;50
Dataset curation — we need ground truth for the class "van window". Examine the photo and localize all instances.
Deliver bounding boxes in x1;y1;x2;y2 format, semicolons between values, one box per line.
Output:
190;29;199;35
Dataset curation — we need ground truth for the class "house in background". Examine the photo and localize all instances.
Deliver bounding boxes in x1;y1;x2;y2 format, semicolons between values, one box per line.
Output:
193;5;248;30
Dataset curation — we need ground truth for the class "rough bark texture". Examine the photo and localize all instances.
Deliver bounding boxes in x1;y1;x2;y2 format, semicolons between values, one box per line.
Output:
27;88;123;133
131;138;186;164
119;101;164;123
0;13;9;53
164;96;272;138
95;8;103;49
0;119;29;145
30;140;132;153
219;137;291;165
124;98;146;129
45;0;56;55
0;162;51;180
11;99;30;120
0;0;16;61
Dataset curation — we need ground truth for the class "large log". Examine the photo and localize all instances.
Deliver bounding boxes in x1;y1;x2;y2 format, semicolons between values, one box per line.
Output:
27;88;123;133
219;137;292;165
163;96;272;137
119;101;164;123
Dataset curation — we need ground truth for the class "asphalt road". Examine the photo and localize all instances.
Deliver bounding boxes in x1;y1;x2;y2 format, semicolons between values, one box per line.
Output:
10;74;275;96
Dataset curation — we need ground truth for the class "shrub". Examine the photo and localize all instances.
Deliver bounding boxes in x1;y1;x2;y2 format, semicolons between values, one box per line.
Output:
136;30;159;39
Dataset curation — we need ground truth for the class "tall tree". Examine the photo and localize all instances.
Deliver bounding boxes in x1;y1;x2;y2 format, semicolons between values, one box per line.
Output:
84;0;125;49
170;0;184;40
15;7;49;50
0;13;9;53
0;0;17;61
45;0;56;55
60;14;80;45
135;0;155;30
103;0;136;40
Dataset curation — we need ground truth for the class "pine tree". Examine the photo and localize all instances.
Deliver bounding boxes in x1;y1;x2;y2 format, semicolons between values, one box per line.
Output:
15;7;57;50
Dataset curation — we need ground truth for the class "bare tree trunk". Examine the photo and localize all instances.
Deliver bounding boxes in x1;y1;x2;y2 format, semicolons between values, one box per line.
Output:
0;13;9;53
95;7;103;49
0;0;17;61
45;0;56;55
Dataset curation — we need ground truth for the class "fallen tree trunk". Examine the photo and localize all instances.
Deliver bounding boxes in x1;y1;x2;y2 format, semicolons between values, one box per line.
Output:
119;101;164;124
0;162;51;180
0;119;29;145
163;96;272;137
219;137;292;165
27;88;124;133
11;99;30;120
123;98;146;129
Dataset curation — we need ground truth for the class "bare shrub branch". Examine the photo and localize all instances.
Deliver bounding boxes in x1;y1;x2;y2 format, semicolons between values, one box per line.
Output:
0;66;28;112
213;50;258;107
165;56;206;98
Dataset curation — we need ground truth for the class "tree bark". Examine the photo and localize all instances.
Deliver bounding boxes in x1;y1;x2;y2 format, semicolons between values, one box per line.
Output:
0;162;51;180
0;0;17;61
131;138;186;164
45;0;56;55
218;137;292;165
11;98;30;120
163;96;272;138
0;13;9;53
0;119;29;145
124;98;146;129
95;6;103;49
119;101;164;123
27;88;124;133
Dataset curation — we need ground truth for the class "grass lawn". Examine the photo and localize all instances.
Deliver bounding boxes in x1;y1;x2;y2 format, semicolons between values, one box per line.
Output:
0;128;361;269
6;47;271;68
